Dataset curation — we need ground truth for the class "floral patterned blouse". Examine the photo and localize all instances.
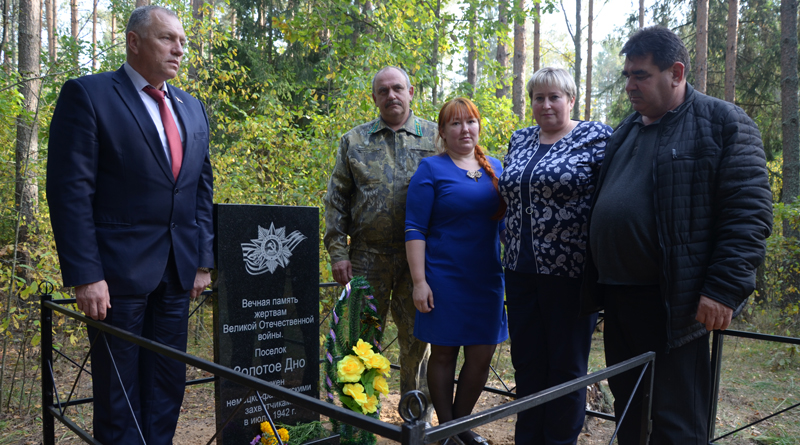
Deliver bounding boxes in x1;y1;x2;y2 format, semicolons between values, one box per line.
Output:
499;121;612;277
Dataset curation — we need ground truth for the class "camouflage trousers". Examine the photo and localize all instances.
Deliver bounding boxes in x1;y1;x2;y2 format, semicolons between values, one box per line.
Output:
350;250;431;406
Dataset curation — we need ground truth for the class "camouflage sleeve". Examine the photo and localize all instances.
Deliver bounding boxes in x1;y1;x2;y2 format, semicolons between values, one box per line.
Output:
323;134;354;264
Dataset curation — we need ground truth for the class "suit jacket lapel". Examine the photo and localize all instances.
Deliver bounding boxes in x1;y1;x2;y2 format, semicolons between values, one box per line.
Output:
112;67;175;183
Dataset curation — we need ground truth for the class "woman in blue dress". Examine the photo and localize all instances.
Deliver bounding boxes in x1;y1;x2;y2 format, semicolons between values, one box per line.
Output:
498;67;612;445
405;97;507;445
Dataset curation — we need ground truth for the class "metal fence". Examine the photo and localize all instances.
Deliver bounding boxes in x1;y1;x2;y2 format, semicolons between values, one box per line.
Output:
707;329;800;444
40;284;656;445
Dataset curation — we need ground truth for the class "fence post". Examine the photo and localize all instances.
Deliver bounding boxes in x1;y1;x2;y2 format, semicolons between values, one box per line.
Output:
398;391;429;445
708;330;725;443
400;420;427;445
638;357;655;445
41;291;55;445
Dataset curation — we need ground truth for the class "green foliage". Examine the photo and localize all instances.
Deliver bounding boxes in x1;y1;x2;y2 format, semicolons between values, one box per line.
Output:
746;191;800;333
2;4;799;445
278;420;329;445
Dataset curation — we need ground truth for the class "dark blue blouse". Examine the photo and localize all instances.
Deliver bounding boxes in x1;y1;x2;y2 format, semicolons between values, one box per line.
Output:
499;121;612;277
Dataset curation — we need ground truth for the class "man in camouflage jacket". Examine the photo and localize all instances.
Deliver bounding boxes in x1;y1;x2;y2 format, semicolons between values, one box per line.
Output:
324;67;437;401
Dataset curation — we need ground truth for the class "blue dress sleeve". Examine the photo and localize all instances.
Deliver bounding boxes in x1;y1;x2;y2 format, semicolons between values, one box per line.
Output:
405;158;435;242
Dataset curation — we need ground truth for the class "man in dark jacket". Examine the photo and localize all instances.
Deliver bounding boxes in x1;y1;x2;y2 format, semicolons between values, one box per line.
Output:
582;26;772;445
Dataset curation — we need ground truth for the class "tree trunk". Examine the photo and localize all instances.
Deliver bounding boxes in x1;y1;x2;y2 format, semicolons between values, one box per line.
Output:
135;0;149;7
571;0;582;120
92;0;96;71
467;36;477;96
585;0;593;121
496;0;509;98
512;0;526;120
780;0;799;303
695;0;709;93
16;0;41;241
431;0;441;105
1;0;10;67
724;0;738;103
533;2;540;72
466;5;477;96
781;0;799;205
189;0;204;80
45;0;54;61
10;0;17;68
639;0;644;28
70;0;76;39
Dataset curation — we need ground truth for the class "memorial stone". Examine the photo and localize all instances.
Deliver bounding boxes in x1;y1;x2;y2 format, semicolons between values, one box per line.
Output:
214;204;320;444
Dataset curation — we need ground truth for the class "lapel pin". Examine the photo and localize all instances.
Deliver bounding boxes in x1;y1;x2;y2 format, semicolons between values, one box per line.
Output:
176;97;183;104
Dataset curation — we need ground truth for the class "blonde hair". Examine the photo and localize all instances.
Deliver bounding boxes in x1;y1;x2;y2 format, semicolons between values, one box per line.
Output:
526;67;577;102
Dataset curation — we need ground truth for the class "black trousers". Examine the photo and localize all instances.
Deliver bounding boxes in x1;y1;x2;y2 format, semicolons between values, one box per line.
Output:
603;285;710;445
88;253;191;445
506;270;597;445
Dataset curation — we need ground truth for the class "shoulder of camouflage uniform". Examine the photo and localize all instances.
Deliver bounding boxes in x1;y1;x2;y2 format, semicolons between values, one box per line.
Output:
342;117;382;141
415;116;438;137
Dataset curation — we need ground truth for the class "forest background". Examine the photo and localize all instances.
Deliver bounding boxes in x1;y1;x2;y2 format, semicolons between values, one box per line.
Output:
0;0;799;439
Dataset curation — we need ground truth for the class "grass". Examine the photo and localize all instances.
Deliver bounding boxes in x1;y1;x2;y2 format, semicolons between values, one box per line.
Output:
0;427;27;444
712;332;800;443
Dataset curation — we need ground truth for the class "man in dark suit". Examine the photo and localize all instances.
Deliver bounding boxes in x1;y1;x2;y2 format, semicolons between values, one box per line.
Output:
46;6;213;444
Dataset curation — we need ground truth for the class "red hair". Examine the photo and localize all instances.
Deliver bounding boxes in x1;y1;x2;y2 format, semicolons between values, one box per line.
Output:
437;97;507;220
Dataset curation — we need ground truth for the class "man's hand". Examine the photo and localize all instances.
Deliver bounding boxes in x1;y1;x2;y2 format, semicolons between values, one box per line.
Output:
412;281;434;313
76;280;111;320
696;295;734;331
191;269;212;299
331;260;353;286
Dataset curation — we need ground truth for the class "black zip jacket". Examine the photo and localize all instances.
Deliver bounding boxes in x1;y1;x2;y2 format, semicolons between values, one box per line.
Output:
581;84;773;350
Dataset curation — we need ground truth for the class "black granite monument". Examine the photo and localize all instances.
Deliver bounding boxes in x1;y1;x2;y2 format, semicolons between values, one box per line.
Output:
214;204;320;444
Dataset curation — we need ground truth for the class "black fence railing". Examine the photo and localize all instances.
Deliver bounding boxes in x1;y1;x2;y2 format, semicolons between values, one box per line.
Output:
41;285;656;445
707;329;800;444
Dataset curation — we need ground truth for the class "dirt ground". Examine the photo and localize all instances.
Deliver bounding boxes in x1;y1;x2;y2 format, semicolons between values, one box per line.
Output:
44;369;772;445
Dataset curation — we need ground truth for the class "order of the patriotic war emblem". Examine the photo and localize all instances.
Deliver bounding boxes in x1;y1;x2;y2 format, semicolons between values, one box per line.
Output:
241;223;307;275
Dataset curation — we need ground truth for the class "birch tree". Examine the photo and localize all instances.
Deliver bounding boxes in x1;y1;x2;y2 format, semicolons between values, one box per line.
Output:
15;0;40;240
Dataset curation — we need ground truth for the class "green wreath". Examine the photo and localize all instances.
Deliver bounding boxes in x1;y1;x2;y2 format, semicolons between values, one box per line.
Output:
323;276;386;445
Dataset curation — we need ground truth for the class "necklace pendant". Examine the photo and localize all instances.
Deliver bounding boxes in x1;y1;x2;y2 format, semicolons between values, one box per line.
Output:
466;170;482;182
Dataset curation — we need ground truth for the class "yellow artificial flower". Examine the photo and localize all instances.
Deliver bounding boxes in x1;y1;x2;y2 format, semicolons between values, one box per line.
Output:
373;375;390;395
364;352;391;376
278;428;290;442
353;339;375;361
361;395;379;414
343;383;368;404
260;421;274;435
337;355;366;382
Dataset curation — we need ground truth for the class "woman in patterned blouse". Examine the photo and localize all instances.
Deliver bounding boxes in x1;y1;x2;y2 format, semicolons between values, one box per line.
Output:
498;67;612;445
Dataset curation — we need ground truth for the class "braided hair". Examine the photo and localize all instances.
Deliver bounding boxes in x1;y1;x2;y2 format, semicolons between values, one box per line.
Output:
437;97;507;220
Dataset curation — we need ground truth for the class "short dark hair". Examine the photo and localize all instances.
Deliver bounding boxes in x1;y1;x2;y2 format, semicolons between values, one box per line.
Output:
126;5;178;38
620;26;691;73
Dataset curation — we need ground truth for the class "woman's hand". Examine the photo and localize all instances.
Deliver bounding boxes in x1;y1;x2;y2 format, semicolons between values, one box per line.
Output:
412;281;435;313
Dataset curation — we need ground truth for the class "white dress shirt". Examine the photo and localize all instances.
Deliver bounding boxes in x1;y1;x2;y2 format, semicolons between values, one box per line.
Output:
123;63;186;166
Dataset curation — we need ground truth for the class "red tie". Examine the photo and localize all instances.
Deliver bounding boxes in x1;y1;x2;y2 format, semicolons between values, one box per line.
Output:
143;86;183;180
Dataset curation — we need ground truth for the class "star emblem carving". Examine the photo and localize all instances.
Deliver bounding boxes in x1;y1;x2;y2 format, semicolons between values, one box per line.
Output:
241;223;307;275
